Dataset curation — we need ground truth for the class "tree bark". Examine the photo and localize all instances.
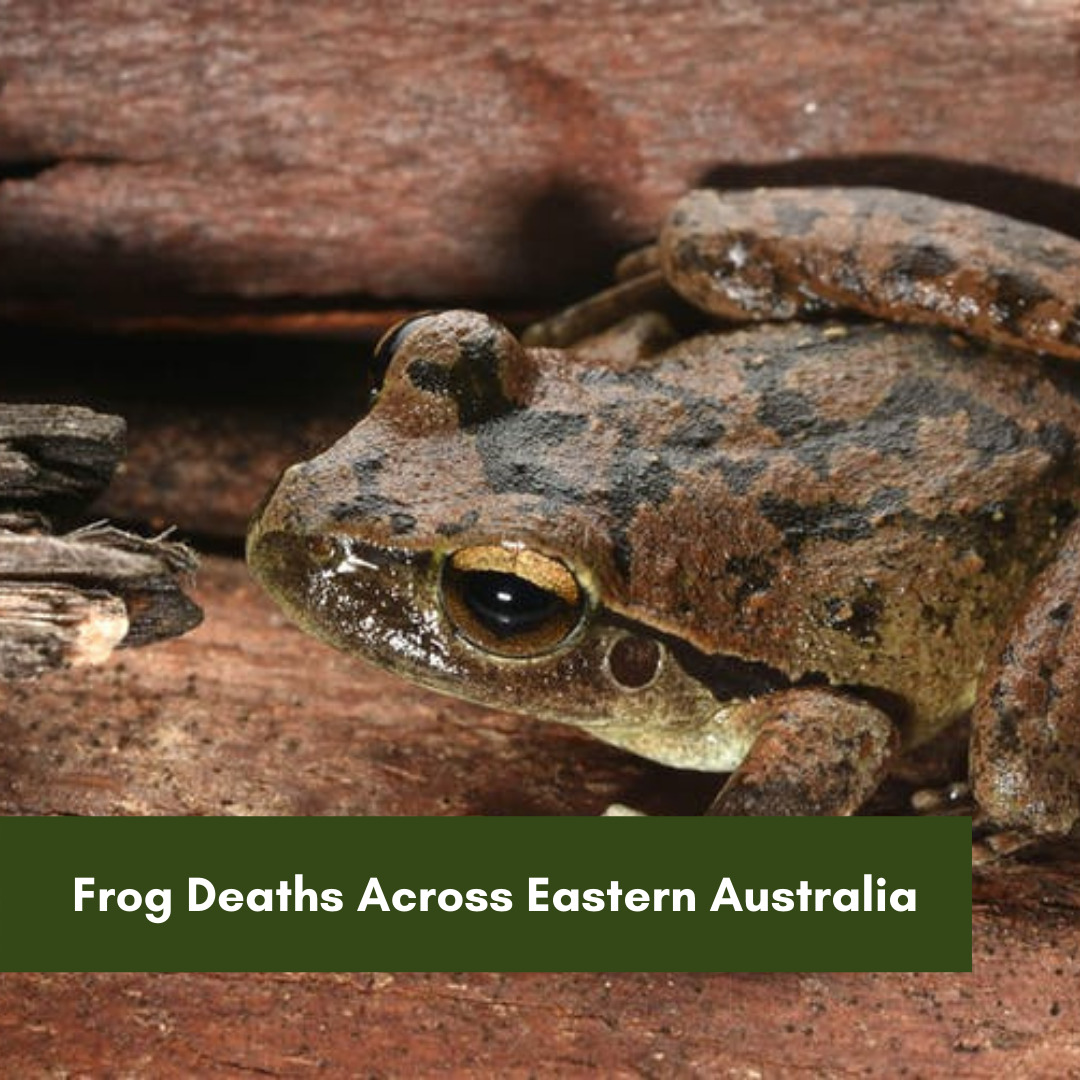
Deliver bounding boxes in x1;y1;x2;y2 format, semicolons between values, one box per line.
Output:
0;405;202;677
3;1;1080;322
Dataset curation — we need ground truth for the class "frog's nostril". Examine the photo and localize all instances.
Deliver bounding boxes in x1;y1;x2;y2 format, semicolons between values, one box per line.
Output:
307;535;337;567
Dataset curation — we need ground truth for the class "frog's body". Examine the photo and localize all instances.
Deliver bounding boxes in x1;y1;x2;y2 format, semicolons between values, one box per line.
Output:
248;188;1080;845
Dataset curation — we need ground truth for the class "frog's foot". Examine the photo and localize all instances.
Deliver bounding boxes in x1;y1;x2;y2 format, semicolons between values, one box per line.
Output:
971;826;1039;866
614;244;661;283
521;270;672;349
910;780;974;816
705;688;898;816
969;517;1080;850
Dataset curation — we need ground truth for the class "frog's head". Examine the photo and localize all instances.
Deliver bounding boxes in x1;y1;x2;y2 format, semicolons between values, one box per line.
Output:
247;311;782;770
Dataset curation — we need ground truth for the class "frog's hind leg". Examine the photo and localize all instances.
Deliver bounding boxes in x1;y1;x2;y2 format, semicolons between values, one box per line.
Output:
970;518;1080;858
614;244;661;283
661;187;1080;363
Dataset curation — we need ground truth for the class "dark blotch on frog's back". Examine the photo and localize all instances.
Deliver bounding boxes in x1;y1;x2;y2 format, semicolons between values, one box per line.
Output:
715;457;766;496
823;589;884;644
858;373;1031;464
663;398;728;450
884;242;960;287
770;197;827;238
759;489;908;553
726;554;778;607
474;411;589;508
755;388;821;438
607;421;677;575
986;270;1058;337
754;387;843;478
828;249;873;301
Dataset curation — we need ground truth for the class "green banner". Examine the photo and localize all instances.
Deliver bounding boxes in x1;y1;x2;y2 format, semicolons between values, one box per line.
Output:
0;816;970;972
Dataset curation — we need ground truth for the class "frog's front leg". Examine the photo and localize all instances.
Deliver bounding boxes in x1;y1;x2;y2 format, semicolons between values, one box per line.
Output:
662;187;1080;363
970;518;1080;856
706;687;899;816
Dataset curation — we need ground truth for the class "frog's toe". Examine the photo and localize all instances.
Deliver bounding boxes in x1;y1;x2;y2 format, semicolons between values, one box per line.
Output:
910;780;973;816
971;827;1043;865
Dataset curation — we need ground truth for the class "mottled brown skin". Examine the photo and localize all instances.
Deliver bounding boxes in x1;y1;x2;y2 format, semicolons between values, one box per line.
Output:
248;188;1080;845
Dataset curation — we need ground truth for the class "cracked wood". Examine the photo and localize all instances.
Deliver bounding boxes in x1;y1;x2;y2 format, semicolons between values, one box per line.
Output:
3;1;1080;319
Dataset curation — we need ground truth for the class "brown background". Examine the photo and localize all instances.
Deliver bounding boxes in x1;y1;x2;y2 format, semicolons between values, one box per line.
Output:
4;1;1080;1075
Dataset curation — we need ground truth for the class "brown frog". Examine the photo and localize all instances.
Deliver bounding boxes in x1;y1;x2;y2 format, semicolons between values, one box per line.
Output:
247;188;1080;851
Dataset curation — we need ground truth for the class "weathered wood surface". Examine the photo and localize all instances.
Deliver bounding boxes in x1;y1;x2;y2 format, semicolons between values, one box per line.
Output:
0;404;202;677
0;581;128;678
0;961;1078;1077
3;555;1080;1076
0;403;124;511
4;1;1080;322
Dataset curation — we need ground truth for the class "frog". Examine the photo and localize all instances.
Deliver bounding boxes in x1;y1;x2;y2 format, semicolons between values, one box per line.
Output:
247;187;1080;853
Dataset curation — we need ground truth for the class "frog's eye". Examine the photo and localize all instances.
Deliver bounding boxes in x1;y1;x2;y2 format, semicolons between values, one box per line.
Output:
367;314;434;406
440;546;586;658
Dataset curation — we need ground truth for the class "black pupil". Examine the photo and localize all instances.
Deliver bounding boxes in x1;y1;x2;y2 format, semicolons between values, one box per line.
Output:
461;570;563;638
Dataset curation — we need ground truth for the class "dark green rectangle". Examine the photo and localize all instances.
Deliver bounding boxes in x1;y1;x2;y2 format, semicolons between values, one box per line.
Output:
0;816;970;972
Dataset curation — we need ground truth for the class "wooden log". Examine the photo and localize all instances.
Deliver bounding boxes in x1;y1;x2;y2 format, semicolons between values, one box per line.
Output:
0;525;201;661
3;2;1080;319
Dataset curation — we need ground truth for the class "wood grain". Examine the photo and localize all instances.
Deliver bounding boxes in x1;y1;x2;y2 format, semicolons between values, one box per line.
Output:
4;1;1080;319
0;960;1078;1077
0;404;202;676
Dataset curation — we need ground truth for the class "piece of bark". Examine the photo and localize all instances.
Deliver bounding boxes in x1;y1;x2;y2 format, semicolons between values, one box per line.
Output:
3;2;1080;320
0;403;203;676
0;403;125;515
0;581;127;678
0;522;201;665
2;555;1079;1075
